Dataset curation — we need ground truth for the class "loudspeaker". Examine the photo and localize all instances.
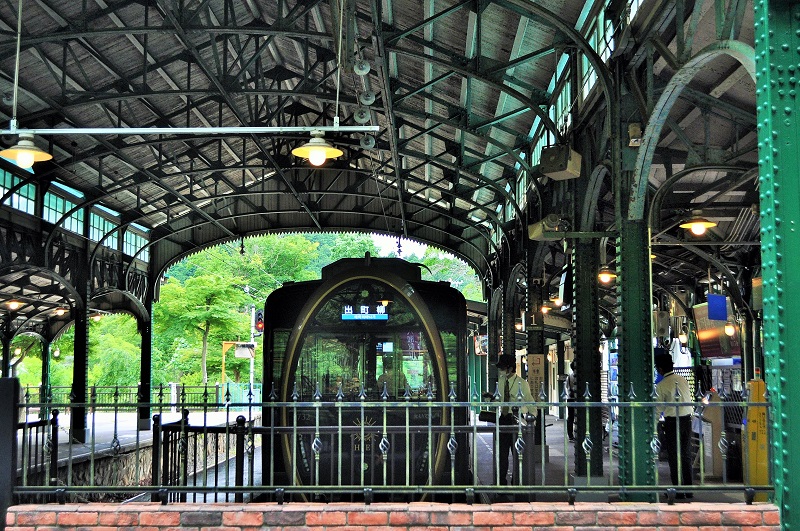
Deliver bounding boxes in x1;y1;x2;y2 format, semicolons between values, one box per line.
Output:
353;107;371;124
540;145;582;180
359;91;376;105
527;214;562;241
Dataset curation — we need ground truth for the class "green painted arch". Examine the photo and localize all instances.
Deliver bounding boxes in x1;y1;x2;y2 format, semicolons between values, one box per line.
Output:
628;40;756;222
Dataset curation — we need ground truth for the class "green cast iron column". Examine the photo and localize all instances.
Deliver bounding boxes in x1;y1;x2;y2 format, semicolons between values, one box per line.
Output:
572;240;604;476
755;0;799;524
617;219;656;500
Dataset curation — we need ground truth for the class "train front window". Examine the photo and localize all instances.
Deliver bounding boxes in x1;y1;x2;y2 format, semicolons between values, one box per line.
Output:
291;280;437;400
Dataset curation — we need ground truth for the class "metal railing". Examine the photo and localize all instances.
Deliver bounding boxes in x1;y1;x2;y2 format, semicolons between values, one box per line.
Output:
23;383;263;412
9;383;773;505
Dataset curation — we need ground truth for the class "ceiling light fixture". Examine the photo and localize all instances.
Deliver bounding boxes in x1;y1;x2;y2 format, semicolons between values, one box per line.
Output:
290;1;350;167
0;2;377;157
679;215;717;236
2;125;377;136
598;266;617;284
377;298;392;307
724;320;736;337
6;300;22;311
0;133;52;168
291;130;344;166
0;0;53;169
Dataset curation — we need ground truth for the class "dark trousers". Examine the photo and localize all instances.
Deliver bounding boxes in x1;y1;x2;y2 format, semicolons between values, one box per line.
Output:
663;415;693;487
566;399;576;439
497;414;516;484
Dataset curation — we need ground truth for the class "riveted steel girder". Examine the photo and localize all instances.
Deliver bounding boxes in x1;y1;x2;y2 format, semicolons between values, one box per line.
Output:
616;220;657;500
754;0;799;524
572;240;605;477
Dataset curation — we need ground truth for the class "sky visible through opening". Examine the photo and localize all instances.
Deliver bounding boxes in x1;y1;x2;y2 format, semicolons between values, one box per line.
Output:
372;234;428;258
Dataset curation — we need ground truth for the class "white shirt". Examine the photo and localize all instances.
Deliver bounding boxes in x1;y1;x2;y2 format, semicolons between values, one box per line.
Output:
566;371;578;399
655;371;693;417
669;338;692;368
498;371;536;416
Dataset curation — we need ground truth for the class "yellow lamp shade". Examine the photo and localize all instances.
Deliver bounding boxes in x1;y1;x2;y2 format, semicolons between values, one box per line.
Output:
291;131;343;166
0;133;52;169
679;216;717;236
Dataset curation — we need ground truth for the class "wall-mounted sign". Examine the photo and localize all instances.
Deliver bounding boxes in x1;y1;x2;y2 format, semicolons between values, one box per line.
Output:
692;301;741;358
527;354;545;398
342;304;389;320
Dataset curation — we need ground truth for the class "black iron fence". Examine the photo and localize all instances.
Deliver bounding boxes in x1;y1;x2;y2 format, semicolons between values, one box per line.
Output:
23;383;263;413
4;379;774;507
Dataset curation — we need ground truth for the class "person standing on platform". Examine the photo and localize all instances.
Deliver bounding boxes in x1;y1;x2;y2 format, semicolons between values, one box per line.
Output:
654;352;694;498
492;354;535;485
566;360;578;442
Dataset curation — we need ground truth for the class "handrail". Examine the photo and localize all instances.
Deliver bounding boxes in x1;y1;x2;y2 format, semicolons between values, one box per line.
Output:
9;392;772;505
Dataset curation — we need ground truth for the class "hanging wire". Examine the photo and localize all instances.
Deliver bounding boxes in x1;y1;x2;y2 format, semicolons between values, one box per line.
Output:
8;0;23;130
367;149;393;234
333;0;346;126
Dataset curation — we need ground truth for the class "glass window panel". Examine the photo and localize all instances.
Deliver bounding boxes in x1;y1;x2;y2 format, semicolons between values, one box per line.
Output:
0;169;36;215
90;211;118;248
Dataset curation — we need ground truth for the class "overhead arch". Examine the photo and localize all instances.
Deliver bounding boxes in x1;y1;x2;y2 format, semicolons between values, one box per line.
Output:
628;40;757;222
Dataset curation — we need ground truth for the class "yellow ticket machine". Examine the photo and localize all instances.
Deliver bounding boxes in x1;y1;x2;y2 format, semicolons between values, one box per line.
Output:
743;374;769;501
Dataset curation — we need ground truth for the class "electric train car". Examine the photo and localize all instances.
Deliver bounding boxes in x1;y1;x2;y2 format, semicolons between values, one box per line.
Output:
261;254;470;497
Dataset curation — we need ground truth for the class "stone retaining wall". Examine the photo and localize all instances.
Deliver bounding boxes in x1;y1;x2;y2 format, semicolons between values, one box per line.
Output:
6;501;781;530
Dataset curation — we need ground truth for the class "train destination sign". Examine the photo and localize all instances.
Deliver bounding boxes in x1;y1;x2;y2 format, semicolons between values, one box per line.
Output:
342;304;389;320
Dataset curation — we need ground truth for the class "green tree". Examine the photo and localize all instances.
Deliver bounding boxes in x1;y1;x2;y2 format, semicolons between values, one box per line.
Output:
88;314;141;387
420;247;483;300
156;274;248;384
239;234;320;298
307;233;379;273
